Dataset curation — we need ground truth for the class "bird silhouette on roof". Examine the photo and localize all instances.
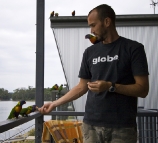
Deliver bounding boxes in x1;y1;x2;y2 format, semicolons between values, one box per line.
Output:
72;10;75;16
49;11;54;19
55;13;59;17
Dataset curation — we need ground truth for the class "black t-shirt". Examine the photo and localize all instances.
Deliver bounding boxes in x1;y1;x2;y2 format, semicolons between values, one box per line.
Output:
78;36;149;127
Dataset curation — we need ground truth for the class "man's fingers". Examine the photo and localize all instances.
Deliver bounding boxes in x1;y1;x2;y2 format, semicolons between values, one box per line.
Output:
88;85;98;92
36;106;39;111
37;102;52;114
37;106;45;114
88;83;98;89
87;81;98;85
87;81;99;88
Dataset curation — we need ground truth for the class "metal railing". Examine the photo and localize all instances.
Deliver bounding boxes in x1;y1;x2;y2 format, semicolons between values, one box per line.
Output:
137;108;158;143
0;109;158;143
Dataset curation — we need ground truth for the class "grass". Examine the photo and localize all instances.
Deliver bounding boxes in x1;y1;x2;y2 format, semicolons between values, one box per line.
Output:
12;128;35;143
27;128;35;136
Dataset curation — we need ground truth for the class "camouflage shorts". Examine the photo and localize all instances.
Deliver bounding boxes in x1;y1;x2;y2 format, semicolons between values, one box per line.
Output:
82;122;137;143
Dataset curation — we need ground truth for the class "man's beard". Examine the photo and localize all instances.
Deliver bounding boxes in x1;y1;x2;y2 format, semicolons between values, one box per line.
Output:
98;35;105;41
97;26;107;41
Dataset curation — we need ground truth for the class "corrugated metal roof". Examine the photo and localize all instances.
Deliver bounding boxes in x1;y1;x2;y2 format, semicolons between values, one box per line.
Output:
50;14;158;28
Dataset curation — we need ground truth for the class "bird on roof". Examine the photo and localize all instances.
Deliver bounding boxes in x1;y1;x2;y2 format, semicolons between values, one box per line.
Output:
72;10;75;16
7;100;26;119
49;11;54;19
85;34;100;44
55;13;59;17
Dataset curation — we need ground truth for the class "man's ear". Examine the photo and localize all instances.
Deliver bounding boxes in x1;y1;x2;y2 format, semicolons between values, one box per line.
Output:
104;17;111;27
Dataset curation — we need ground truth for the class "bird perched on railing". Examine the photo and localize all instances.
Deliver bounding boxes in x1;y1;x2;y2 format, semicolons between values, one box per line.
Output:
85;34;100;44
20;106;33;117
72;10;75;16
50;84;59;91
31;105;37;112
57;84;63;94
7;100;26;119
20;105;37;117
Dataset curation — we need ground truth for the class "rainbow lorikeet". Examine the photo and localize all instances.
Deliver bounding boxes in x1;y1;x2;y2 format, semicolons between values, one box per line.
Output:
20;105;37;117
7;100;26;119
50;84;59;91
31;105;37;112
20;106;33;117
58;84;63;93
85;34;100;44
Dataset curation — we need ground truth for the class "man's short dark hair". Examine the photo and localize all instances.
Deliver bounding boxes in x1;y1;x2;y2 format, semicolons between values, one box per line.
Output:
88;4;116;26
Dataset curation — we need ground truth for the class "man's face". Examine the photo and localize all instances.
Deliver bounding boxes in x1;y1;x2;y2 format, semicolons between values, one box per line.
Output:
87;10;108;41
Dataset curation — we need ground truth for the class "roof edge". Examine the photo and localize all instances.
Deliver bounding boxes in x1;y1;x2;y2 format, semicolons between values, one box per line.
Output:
50;14;158;28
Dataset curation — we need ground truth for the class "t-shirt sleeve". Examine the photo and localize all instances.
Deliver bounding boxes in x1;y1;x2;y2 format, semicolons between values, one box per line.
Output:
131;44;149;76
78;49;92;79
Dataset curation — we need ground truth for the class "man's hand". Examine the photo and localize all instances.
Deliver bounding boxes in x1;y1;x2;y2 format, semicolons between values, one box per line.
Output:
38;101;56;114
87;80;111;93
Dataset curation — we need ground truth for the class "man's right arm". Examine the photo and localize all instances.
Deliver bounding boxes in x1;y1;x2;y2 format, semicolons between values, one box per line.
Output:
54;78;89;107
38;78;90;114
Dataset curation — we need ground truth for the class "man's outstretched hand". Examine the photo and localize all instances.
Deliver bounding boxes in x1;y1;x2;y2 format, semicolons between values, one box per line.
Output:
37;101;56;114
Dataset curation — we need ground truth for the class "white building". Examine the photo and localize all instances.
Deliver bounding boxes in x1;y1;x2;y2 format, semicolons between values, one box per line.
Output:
50;14;158;118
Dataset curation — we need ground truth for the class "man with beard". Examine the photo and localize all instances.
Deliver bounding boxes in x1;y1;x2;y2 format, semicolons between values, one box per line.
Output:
38;4;149;143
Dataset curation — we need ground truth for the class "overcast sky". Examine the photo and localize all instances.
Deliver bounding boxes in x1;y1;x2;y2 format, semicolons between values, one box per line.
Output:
0;0;157;92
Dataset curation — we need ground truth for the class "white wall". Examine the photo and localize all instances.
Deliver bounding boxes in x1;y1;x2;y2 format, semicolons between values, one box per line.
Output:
53;26;158;120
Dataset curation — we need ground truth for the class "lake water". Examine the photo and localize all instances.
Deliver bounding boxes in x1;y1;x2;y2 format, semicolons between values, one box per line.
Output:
0;101;51;140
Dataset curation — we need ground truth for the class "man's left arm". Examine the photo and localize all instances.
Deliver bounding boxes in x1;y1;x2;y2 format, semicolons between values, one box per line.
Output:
87;75;149;98
115;75;149;98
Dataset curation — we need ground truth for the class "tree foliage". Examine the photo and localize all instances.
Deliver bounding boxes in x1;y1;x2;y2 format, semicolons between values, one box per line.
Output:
0;88;11;100
0;86;54;101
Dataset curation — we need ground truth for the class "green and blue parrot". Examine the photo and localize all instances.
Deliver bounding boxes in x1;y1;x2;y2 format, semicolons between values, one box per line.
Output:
50;84;59;91
58;84;63;93
20;106;33;117
31;105;37;112
7;100;26;119
20;105;37;117
85;34;100;44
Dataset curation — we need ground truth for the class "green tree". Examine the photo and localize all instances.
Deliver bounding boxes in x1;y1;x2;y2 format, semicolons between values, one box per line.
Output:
0;88;11;100
12;88;27;100
44;87;52;101
12;86;52;101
